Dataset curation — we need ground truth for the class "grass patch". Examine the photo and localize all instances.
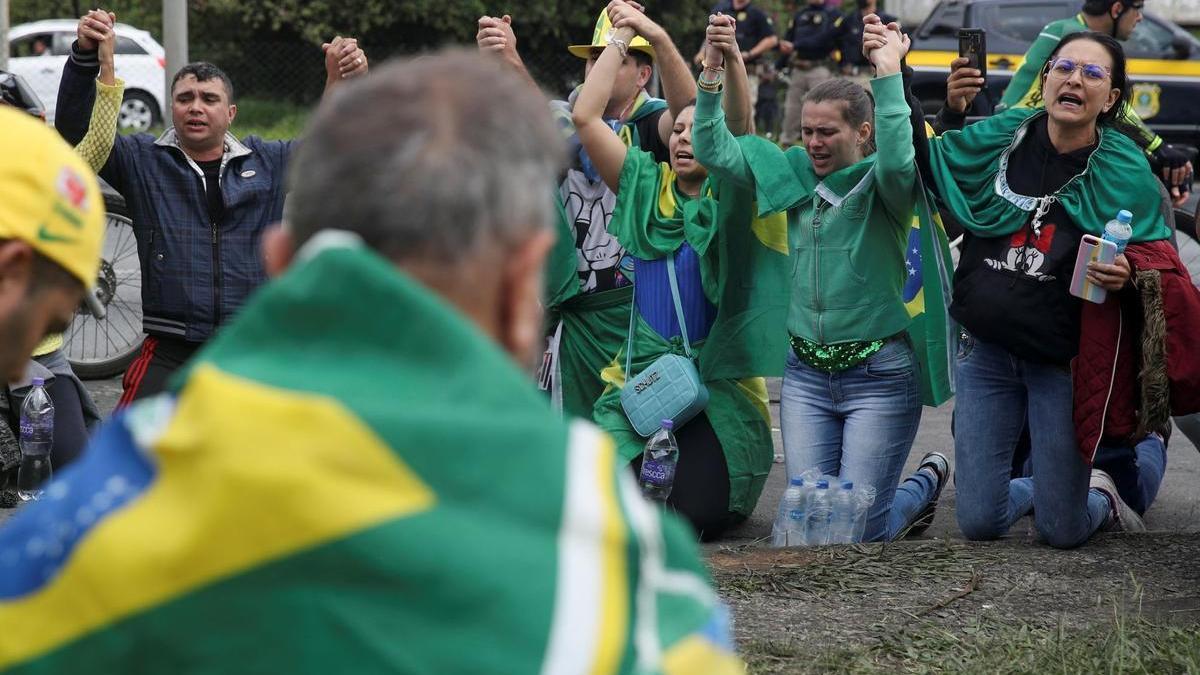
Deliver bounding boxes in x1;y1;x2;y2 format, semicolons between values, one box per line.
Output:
121;97;310;141
741;614;1200;674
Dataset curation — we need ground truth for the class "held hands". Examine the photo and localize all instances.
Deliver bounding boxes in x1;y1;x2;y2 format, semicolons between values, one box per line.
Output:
861;13;908;76
946;56;984;114
705;13;739;66
477;15;520;65
1088;254;1132;291
76;9;114;52
607;1;663;44
323;37;367;82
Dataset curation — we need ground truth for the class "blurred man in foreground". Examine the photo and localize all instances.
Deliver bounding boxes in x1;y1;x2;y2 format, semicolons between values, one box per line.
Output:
0;52;740;674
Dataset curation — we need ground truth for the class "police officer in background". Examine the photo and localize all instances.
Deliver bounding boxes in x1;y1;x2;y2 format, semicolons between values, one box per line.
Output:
694;0;778;110
835;0;896;88
778;0;840;146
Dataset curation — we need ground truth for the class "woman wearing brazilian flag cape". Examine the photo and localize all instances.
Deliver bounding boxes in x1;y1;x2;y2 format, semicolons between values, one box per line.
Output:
884;16;1174;547
691;12;954;543
572;12;781;540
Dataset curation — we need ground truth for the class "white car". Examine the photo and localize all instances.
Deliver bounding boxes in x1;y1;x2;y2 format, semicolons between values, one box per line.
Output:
7;19;166;132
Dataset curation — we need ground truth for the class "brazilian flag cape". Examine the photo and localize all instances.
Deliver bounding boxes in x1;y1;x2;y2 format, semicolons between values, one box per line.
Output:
0;244;742;675
731;134;958;407
591;149;791;518
926;108;1172;243
544;93;670;421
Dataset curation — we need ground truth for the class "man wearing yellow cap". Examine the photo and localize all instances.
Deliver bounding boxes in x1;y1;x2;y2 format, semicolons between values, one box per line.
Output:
0;107;104;383
479;2;716;421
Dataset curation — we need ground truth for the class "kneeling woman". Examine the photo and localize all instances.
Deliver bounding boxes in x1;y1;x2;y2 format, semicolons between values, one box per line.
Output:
691;19;948;543
897;28;1175;547
572;20;775;540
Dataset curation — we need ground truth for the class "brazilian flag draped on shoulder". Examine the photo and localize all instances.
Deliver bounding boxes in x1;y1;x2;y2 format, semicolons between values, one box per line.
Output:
0;240;741;675
728;133;957;407
591;148;790;517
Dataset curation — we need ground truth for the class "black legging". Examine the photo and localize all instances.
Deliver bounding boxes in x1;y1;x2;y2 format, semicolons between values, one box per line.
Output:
631;412;742;541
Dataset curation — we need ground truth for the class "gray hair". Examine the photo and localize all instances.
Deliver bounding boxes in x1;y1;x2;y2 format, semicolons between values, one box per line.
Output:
286;50;566;265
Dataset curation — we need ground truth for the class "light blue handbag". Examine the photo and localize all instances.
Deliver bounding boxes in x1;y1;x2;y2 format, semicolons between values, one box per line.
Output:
620;252;710;437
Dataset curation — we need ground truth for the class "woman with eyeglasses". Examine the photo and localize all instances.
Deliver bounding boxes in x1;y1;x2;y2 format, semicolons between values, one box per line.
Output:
867;21;1175;548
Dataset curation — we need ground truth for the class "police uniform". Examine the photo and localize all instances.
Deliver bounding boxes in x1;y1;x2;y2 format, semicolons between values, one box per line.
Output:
779;1;841;146
711;1;776;109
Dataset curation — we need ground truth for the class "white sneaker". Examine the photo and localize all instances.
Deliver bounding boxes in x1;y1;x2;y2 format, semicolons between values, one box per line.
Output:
1089;469;1146;532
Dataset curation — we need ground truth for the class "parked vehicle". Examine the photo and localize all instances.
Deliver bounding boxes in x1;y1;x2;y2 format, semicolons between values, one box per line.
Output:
8;19;165;132
907;0;1200;148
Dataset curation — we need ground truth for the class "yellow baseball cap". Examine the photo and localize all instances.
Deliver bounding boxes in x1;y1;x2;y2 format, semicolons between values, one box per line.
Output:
568;8;656;60
0;106;103;286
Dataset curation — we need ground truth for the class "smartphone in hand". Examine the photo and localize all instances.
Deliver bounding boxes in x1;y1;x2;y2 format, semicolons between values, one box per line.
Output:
958;28;987;80
1069;234;1118;304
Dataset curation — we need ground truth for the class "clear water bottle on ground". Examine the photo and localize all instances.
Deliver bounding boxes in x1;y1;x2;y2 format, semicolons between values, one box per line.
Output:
804;480;833;546
829;481;859;544
772;478;809;547
639;419;678;502
1102;209;1133;255
16;378;54;501
850;485;877;543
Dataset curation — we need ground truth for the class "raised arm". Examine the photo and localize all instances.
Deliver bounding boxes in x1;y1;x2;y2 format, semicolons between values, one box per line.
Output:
571;26;635;193
56;10;114;146
476;14;542;94
321;37;368;98
706;13;751;136
607;1;696;145
691;29;763;190
75;12;124;173
862;15;916;225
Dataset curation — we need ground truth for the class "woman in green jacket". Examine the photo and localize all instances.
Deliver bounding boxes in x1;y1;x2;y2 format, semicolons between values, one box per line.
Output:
692;17;948;542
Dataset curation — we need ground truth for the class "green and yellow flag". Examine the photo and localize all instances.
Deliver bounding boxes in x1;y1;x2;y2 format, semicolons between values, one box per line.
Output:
0;244;742;675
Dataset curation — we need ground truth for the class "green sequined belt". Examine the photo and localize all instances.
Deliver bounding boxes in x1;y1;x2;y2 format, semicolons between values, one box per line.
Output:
790;335;886;373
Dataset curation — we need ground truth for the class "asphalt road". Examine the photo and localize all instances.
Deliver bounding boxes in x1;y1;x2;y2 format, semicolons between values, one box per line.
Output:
715;378;1200;548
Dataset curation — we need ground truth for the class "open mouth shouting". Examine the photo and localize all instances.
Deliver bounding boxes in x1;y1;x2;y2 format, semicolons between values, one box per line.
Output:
1055;92;1085;112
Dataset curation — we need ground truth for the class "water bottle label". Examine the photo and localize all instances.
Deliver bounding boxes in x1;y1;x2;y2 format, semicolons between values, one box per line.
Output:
788;509;804;520
641;460;675;488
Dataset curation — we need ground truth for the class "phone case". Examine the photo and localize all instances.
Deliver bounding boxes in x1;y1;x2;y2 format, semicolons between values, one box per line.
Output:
958;29;987;80
1069;235;1118;304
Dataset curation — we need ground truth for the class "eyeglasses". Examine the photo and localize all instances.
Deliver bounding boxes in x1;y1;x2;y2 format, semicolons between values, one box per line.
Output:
1045;58;1112;86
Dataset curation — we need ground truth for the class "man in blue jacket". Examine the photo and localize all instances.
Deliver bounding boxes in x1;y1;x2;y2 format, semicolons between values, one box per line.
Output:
55;9;369;405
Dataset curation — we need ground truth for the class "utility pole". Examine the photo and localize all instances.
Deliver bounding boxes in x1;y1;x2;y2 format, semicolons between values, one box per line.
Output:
0;0;9;71
163;0;188;120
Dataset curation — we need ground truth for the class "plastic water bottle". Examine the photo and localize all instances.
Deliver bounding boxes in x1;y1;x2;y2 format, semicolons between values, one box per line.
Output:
804;480;833;546
850;485;878;543
1102;209;1133;255
16;378;54;501
772;478;809;547
829;481;859;544
639;419;678;502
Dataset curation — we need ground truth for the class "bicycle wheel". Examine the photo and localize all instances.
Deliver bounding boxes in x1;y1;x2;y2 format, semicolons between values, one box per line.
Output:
65;207;145;379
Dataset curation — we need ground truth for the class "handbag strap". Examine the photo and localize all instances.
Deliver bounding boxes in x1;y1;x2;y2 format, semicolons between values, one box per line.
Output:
624;252;693;378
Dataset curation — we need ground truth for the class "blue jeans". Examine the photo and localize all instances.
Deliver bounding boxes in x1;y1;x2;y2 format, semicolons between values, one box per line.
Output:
954;332;1111;549
1014;435;1167;517
780;338;934;542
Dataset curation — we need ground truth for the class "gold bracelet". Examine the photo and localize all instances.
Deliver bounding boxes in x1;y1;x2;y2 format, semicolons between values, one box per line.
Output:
698;75;723;92
701;61;726;73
